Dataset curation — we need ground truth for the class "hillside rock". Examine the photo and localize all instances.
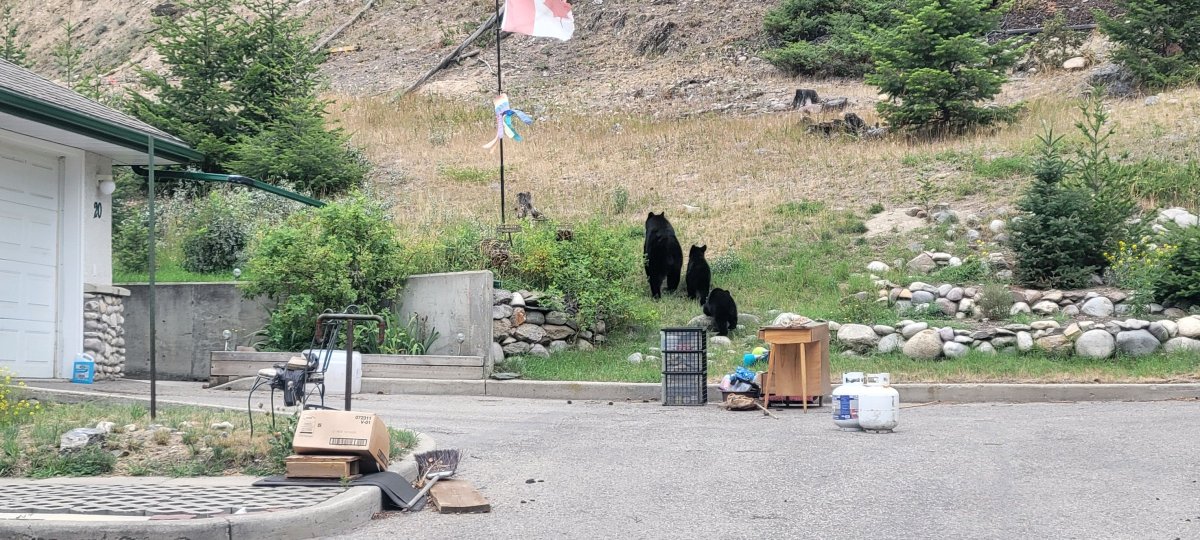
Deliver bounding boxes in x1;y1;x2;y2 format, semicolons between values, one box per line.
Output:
837;324;880;353
1178;317;1200;339
1075;330;1115;359
902;329;943;360
1116;330;1160;357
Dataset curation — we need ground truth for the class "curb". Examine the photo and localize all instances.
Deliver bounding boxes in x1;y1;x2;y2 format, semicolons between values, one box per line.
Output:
0;486;380;540
389;432;437;483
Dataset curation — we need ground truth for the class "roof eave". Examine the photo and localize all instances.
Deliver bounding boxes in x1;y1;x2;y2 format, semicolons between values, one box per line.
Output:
0;86;204;164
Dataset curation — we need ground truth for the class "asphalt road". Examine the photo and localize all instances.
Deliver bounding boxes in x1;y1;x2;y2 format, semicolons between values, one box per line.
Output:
324;397;1200;540
28;381;1200;538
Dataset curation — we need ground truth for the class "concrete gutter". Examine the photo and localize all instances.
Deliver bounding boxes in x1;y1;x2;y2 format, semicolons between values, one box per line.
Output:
206;377;1200;404
0;485;380;540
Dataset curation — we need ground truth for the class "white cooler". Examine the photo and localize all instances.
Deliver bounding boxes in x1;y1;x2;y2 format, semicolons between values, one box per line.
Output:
304;349;363;395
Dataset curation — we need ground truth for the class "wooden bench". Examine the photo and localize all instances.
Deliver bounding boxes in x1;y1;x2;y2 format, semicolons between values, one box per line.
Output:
209;351;486;386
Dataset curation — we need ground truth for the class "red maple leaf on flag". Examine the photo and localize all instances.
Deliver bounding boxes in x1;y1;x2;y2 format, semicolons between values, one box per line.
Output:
544;0;572;19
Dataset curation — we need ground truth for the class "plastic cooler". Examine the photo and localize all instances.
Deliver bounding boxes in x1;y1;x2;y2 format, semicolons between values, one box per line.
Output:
304;349;362;395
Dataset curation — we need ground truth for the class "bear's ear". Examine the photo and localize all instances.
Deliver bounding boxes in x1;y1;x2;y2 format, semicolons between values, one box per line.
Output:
698;244;707;252
647;212;656;219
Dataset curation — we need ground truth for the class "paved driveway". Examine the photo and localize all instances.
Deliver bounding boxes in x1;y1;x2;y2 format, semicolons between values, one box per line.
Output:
328;397;1200;540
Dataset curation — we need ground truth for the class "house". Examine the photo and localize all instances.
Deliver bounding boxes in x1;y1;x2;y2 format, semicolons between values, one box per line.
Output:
0;58;201;379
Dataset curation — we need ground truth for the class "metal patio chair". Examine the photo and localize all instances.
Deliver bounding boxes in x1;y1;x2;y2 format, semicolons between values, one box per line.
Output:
247;310;344;436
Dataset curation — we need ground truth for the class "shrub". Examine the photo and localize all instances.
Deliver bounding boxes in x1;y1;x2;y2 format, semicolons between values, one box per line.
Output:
931;256;988;283
112;203;151;274
1153;226;1200;306
506;220;654;331
0;369;41;425
243;194;408;351
866;0;1022;133
762;0;900;77
181;190;249;273
1105;237;1174;309
1026;13;1086;71
1097;0;1200;90
977;283;1012;320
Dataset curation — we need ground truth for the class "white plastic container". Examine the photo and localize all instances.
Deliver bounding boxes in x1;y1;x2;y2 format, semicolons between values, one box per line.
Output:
832;372;866;430
859;372;899;433
304;349;362;395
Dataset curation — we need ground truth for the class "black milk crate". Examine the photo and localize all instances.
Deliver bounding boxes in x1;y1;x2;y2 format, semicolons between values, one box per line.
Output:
662;372;708;406
660;327;706;352
662;351;706;374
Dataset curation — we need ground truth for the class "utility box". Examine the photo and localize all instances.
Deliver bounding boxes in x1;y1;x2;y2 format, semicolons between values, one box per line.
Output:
292;410;390;473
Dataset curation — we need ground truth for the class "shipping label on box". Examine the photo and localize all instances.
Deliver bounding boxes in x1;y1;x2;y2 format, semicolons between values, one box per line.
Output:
292;410;390;473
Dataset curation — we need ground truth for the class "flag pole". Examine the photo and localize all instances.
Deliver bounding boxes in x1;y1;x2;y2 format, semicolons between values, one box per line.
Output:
495;0;506;228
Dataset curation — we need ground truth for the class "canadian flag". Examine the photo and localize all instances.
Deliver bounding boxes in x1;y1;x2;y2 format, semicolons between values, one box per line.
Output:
502;0;575;41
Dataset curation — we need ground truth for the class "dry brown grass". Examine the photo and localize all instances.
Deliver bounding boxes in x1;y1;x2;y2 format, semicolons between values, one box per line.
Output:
327;79;1200;249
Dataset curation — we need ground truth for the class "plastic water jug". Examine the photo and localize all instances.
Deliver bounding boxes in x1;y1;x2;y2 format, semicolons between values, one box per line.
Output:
71;353;96;384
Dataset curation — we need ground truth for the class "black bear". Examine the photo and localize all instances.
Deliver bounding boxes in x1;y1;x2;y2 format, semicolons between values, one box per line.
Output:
643;212;683;299
685;244;711;306
703;288;738;336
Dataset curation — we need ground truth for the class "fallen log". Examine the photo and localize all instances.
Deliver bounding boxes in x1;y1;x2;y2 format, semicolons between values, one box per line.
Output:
398;8;504;98
311;0;377;54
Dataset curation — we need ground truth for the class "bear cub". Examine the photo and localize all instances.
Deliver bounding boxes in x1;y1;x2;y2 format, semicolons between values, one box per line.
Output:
685;244;711;306
643;212;683;299
703;288;738;336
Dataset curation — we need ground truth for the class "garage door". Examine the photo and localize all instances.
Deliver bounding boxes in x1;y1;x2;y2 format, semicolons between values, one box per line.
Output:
0;141;59;378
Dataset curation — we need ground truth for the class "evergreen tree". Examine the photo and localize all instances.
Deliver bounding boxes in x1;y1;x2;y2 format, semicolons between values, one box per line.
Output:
1;3;30;67
866;0;1021;133
1097;0;1200;90
51;18;84;88
129;0;243;171
235;0;325;129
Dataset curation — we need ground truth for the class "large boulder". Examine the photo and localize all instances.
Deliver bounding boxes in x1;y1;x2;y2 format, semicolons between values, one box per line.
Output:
1116;330;1160;357
942;341;969;359
1035;334;1071;355
837;324;880;353
1080;297;1113;319
60;428;106;452
878;333;903;354
1074;330;1115;359
1031;300;1060;315
902;329;943;360
514;324;546;343
1164;337;1200;353
1088;63;1137;98
1177;316;1200;339
901;322;929;339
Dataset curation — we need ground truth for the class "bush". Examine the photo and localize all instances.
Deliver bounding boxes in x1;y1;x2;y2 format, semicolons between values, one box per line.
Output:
506;220;654;331
866;0;1022;133
244;193;408;351
181;190;249;273
1104;237;1173;309
112;203;151;274
1026;13;1085;71
1097;0;1200;90
0;369;40;425
762;0;900;77
977;283;1012;320
1153;227;1200;306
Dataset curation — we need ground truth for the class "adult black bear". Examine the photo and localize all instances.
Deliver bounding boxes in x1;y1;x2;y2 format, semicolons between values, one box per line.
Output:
643;212;683;299
703;288;738;336
686;244;711;306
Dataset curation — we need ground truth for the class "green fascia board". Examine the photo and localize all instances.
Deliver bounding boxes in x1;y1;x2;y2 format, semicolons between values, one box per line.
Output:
131;166;326;208
0;86;204;164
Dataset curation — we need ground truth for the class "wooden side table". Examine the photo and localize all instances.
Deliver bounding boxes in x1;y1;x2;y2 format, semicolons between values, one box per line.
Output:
757;323;831;411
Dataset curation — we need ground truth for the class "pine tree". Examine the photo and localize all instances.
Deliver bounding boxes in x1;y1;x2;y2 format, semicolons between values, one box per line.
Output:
866;0;1021;133
51;18;85;88
1;4;30;67
234;0;324;129
129;0;243;172
1097;0;1200;90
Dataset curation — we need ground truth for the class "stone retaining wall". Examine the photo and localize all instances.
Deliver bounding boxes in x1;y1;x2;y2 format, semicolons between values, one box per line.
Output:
835;315;1200;360
875;282;1188;320
83;284;129;380
491;289;606;361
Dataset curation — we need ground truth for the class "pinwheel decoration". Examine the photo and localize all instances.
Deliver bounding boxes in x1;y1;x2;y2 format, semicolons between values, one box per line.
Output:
483;93;533;153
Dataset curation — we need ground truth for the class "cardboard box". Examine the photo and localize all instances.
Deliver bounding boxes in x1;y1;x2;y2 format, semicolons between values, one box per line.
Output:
292;410;390;473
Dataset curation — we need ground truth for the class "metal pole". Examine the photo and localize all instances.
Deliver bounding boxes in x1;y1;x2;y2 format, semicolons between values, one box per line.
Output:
344;319;354;411
147;137;157;420
495;0;506;227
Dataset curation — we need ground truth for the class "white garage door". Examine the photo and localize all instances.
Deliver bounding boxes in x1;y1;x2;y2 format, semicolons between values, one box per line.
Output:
0;141;59;378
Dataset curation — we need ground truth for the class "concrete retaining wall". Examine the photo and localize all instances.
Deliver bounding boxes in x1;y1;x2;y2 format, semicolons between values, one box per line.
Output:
121;283;274;381
397;270;494;371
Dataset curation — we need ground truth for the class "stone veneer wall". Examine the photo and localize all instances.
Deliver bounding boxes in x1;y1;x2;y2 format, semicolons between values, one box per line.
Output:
491;289;607;361
83;284;129;380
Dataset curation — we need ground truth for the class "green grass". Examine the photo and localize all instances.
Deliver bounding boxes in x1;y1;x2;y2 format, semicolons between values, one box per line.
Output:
901;149;1033;181
113;260;246;284
773;200;826;217
0;401;416;478
506;341;1200;384
437;164;494;184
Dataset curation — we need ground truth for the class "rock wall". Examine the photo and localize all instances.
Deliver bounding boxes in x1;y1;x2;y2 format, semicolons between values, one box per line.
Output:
835;315;1200;360
878;282;1157;319
83;285;129;380
492;289;606;361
